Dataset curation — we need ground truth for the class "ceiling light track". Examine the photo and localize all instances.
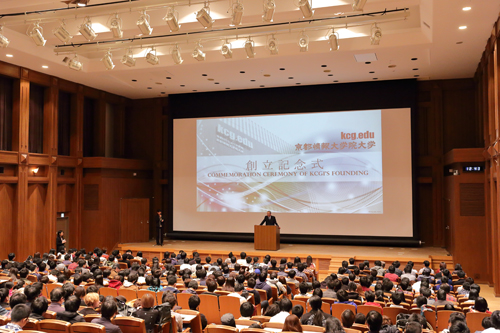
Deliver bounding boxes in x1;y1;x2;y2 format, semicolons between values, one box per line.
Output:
0;0;228;25
53;7;409;54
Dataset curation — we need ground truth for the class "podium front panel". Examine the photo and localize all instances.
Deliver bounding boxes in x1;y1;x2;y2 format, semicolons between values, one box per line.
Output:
254;225;280;251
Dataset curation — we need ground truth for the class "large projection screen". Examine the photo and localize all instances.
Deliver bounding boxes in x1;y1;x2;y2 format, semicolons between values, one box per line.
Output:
173;108;413;238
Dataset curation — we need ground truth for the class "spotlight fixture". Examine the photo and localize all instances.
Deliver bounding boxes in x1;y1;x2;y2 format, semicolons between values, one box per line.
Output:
137;11;153;35
27;22;46;47
146;47;160;65
53;21;72;44
163;7;180;32
352;0;367;11
68;55;83;71
102;51;114;70
328;29;339;51
0;27;10;48
230;1;244;26
109;14;123;38
244;38;255;58
298;32;309;52
192;43;206;61
171;44;183;64
196;5;214;29
121;48;136;67
262;0;276;22
221;40;233;59
371;23;382;45
298;0;313;18
267;35;278;55
77;0;90;6
32;167;39;175
79;17;97;41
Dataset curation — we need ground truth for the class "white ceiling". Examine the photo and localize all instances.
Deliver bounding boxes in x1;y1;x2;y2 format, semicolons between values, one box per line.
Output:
0;0;498;99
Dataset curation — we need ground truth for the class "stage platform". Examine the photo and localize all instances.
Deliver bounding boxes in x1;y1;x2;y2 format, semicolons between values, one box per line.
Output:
116;238;452;278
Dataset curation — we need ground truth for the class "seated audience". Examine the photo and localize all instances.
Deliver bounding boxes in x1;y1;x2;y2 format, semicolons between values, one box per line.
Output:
0;304;31;332
283;314;303;332
325;317;345;333
80;292;100;315
92;299;123;333
239;302;254;320
292;305;304;319
300;296;332;326
221;313;236;327
29;296;48;321
270;298;292;323
341;309;355;328
188;295;207;329
56;295;85;324
133;293;160;333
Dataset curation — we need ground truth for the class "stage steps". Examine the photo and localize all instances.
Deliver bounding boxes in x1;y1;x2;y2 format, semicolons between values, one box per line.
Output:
328;256;346;276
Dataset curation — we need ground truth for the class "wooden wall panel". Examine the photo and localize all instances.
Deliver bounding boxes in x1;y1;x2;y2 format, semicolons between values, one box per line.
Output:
0;184;14;259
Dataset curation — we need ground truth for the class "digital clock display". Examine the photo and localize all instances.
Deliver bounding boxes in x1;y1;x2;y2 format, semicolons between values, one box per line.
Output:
463;166;483;172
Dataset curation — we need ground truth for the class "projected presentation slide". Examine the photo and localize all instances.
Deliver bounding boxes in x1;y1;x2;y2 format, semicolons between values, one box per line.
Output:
196;111;382;214
173;108;413;237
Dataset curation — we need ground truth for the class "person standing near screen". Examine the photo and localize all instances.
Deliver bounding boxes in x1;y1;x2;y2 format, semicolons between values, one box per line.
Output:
155;209;164;246
260;211;280;228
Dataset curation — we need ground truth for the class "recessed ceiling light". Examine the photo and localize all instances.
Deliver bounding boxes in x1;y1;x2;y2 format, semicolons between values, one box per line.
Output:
321;65;327;67
413;68;419;71
214;82;219;84
324;70;331;73
180;85;185;87
156;82;162;85
147;87;152;89
225;88;230;90
239;71;245;74
260;85;265;87
388;65;396;68
208;78;214;81
279;68;285;71
250;80;256;82
373;78;378;80
462;7;471;11
334;80;339;82
411;58;418;61
42;65;48;69
296;83;301;85
365;62;371;65
456;41;463;44
193;90;197;92
328;74;333;77
166;77;172;79
459;26;467;30
202;74;207;76
132;79;137;82
6;54;13;58
369;71;375;74
263;74;271;77
288;77;294;79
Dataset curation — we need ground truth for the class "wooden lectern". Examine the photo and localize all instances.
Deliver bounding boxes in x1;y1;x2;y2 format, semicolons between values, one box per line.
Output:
254;225;280;251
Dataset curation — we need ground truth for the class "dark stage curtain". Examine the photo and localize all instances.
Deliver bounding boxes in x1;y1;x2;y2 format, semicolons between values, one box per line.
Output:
29;84;45;154
58;91;71;156
0;76;13;151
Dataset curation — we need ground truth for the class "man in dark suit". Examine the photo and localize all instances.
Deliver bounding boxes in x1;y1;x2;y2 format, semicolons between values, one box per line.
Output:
155;209;164;246
260;211;279;227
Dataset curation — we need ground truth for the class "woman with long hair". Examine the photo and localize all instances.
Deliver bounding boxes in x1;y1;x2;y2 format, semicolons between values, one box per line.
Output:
300;296;332;327
283;315;303;332
56;230;66;253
